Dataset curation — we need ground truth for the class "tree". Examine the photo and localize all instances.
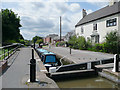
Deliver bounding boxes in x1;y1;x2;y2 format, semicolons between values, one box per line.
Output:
2;9;22;45
32;36;43;44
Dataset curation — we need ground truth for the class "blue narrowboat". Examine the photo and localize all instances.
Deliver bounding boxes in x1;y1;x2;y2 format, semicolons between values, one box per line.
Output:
41;52;58;66
36;48;61;71
41;52;61;71
36;48;48;59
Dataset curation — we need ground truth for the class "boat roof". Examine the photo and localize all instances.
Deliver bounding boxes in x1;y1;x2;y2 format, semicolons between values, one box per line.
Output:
43;52;55;55
37;49;48;53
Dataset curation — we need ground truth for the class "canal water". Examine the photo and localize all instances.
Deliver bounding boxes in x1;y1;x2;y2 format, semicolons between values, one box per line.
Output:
55;56;118;88
55;76;118;88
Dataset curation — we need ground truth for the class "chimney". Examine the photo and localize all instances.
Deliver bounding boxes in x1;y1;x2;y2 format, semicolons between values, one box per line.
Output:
109;0;117;6
82;9;87;18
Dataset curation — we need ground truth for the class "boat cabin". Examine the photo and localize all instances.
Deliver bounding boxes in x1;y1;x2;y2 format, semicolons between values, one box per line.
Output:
36;48;48;58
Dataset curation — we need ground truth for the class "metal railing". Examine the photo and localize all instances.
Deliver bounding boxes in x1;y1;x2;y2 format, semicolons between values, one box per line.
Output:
0;43;21;61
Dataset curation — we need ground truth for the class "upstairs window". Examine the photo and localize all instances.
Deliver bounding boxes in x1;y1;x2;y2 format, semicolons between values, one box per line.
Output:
93;24;97;31
106;18;117;27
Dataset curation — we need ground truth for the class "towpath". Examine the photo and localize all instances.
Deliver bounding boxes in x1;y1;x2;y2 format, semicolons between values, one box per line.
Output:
43;46;114;64
2;47;58;88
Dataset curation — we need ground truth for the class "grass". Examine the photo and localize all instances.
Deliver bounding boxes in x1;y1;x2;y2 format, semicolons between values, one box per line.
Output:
42;46;47;48
0;48;13;60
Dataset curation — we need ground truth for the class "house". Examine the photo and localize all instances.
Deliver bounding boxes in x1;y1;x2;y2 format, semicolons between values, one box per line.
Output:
52;36;64;43
43;34;58;44
64;30;75;42
75;0;120;43
44;34;64;44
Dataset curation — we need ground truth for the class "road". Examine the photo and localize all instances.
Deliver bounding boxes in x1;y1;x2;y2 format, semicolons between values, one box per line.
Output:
44;46;114;64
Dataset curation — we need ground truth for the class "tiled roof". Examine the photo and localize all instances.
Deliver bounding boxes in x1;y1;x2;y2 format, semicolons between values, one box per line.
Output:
75;2;120;27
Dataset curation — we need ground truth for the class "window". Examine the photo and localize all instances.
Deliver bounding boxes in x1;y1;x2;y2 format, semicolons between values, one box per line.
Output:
81;27;84;34
45;55;56;63
106;18;117;27
93;24;97;31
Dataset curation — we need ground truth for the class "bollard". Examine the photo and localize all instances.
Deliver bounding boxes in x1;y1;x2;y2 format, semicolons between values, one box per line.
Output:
112;54;119;72
70;48;71;54
116;54;119;72
30;49;36;82
34;41;35;49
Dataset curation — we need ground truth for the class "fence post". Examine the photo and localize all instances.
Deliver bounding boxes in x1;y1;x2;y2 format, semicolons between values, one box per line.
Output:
8;48;9;58
4;49;5;60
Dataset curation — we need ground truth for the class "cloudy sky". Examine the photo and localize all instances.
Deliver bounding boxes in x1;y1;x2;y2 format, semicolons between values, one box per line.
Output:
1;0;110;40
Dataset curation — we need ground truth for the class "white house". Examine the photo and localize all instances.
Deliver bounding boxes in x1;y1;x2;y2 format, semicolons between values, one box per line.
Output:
75;0;120;43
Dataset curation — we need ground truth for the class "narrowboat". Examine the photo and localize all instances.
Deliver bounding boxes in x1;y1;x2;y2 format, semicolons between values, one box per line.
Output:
41;52;61;71
36;48;48;59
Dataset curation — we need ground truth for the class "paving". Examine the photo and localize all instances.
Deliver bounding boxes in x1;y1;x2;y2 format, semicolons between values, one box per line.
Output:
2;47;58;88
43;46;114;64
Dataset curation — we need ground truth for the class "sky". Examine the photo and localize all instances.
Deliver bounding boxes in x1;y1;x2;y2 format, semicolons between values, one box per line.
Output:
1;0;110;40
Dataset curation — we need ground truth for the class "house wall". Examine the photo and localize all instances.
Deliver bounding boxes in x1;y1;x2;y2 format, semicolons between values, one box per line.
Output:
44;37;51;44
75;14;119;43
118;13;120;35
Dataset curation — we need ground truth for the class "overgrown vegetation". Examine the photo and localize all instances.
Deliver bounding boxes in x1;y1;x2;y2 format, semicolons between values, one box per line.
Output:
68;31;120;54
68;35;87;50
55;41;66;47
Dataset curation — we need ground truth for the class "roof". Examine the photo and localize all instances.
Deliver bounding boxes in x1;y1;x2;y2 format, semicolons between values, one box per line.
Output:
75;2;120;27
37;49;48;53
43;52;55;55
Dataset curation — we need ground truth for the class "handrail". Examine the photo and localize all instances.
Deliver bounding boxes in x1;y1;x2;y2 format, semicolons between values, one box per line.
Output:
0;44;20;61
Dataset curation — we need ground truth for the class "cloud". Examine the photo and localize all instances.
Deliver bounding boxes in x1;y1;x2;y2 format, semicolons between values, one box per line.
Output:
2;1;95;40
69;3;81;12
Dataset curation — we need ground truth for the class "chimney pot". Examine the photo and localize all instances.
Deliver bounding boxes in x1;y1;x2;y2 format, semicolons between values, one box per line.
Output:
82;9;87;18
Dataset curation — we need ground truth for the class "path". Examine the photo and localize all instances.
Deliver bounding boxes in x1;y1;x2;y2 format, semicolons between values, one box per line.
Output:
2;47;31;88
2;47;58;88
44;46;114;64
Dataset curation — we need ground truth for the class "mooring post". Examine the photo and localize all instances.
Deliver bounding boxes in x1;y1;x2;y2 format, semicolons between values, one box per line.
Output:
30;49;36;82
116;54;119;72
112;54;119;72
34;41;35;49
70;48;71;54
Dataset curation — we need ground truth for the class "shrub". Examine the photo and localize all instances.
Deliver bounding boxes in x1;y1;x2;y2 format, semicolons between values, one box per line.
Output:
104;31;120;54
77;36;87;50
68;35;87;50
68;31;120;54
56;42;59;47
